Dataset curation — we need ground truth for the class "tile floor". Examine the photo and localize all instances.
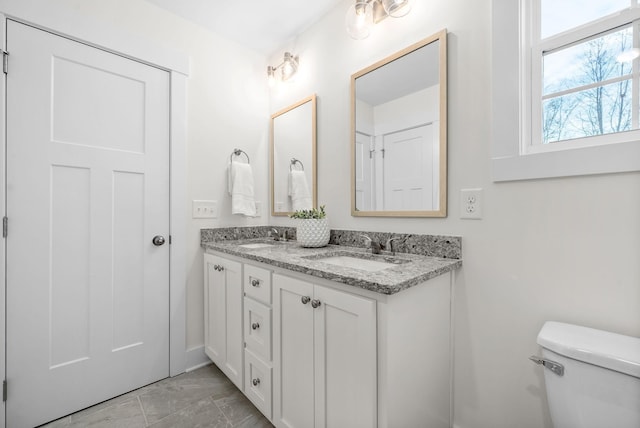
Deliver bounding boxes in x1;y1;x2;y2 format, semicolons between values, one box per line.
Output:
40;364;274;428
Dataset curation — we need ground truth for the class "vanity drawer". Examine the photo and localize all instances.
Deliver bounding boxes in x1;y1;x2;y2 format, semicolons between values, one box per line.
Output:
244;298;272;361
244;349;272;420
244;264;271;304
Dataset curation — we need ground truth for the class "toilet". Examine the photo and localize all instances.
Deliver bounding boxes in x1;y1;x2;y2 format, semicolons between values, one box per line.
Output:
533;321;640;428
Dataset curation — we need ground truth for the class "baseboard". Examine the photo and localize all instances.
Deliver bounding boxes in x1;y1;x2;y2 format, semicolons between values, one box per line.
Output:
185;345;211;372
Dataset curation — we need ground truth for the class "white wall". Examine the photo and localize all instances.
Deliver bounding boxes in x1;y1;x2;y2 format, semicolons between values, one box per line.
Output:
0;0;269;357
267;1;640;427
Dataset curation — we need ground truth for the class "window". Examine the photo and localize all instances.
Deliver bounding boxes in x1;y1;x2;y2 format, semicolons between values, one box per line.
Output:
491;0;640;181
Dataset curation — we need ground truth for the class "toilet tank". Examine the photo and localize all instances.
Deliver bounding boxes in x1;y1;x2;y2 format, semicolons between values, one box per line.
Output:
536;321;640;428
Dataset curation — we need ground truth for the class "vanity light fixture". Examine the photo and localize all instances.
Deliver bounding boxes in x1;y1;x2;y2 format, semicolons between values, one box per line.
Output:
267;52;299;87
345;0;413;40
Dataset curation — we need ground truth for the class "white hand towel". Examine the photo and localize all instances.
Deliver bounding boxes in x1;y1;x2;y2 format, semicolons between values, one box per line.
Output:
288;170;312;211
229;161;256;216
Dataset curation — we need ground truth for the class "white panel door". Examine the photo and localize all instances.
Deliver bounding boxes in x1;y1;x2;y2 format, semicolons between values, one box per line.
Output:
383;124;437;210
313;285;377;428
354;131;373;211
5;21;170;428
203;254;244;389
273;274;315;428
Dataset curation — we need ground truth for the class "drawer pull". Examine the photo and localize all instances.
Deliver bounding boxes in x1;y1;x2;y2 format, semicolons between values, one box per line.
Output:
252;322;260;330
251;279;260;287
301;296;311;305
252;378;260;386
311;299;321;308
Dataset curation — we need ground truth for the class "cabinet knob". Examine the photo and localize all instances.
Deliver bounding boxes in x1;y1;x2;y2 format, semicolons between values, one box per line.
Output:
252;378;260;386
213;265;219;271
252;322;260;330
301;296;311;305
251;279;260;287
311;299;321;308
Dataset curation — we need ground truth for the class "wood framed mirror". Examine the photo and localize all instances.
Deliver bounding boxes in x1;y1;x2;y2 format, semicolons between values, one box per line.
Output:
270;94;317;216
351;30;447;217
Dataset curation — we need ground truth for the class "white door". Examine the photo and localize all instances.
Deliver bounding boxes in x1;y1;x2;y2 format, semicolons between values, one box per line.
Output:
5;21;170;427
313;285;376;428
273;274;315;428
354;131;373;211
203;254;243;389
383;124;438;210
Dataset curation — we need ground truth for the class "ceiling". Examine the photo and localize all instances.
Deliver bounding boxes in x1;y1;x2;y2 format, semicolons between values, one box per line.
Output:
145;0;345;56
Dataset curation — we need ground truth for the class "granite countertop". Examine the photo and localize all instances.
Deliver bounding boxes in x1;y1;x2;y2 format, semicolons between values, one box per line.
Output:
202;238;462;295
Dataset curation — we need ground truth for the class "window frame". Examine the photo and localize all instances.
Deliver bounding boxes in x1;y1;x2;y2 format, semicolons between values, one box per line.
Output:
492;0;640;181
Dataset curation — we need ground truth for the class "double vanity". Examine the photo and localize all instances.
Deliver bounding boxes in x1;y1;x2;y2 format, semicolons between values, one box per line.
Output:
201;226;461;428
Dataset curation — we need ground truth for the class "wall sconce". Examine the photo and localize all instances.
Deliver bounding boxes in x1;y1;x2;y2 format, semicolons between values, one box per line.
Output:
345;0;413;40
267;52;299;87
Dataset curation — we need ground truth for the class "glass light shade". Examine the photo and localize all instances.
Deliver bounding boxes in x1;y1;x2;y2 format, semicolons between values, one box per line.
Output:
346;1;373;40
381;0;412;18
281;52;298;81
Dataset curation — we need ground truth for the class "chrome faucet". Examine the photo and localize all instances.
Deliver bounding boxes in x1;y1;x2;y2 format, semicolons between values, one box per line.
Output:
271;228;281;241
385;237;400;256
360;234;382;254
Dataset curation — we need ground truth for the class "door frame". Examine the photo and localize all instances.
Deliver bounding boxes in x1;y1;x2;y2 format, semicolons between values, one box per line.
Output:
0;11;189;427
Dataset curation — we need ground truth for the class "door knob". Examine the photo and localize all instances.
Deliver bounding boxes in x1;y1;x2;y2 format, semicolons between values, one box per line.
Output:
301;296;311;305
311;299;321;308
152;235;166;246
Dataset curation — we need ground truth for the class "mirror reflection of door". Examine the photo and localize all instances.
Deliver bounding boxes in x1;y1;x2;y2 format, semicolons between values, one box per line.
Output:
351;30;447;217
383;123;438;210
355;131;374;210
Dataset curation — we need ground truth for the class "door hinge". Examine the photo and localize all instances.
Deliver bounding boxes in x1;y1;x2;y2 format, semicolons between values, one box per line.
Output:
3;380;7;402
169;235;172;245
2;216;7;238
2;51;8;74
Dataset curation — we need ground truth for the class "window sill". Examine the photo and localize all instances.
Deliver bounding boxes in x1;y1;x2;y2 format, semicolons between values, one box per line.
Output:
492;140;640;182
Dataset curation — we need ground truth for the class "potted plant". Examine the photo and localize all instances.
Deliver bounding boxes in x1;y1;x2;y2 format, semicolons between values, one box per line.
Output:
290;205;330;247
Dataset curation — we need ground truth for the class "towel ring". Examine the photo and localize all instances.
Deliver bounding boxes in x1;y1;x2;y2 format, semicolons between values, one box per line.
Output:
230;148;250;164
290;158;304;171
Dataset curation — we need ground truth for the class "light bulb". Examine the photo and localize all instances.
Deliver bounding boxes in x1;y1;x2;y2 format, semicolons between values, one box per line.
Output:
381;0;412;18
346;1;373;40
281;52;298;81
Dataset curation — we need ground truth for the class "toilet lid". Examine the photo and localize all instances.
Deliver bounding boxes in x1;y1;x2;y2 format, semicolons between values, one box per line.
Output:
537;321;640;378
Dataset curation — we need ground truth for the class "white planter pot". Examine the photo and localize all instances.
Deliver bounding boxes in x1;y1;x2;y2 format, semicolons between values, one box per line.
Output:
296;218;330;248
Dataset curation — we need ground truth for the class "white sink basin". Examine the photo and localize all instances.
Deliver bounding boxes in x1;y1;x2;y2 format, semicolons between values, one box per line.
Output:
239;243;274;249
316;255;395;272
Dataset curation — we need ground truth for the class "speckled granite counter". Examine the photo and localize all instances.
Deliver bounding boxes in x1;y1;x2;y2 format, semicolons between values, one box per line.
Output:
201;236;462;295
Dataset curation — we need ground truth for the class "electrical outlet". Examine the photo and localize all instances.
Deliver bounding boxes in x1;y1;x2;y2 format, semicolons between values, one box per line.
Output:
254;201;262;217
460;188;483;219
192;200;218;219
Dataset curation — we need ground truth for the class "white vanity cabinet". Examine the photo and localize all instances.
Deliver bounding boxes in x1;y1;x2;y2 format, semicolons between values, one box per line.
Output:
272;273;377;428
203;253;244;389
204;248;454;428
242;264;273;419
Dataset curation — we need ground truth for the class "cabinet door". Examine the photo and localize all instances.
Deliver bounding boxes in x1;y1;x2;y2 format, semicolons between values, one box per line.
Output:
314;285;377;428
203;253;243;389
273;274;315;428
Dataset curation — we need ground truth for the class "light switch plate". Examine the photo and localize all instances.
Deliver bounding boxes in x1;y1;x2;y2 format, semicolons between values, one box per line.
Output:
192;200;218;219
